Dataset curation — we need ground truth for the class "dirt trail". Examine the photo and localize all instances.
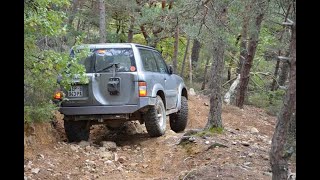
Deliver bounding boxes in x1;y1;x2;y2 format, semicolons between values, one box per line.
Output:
24;95;295;180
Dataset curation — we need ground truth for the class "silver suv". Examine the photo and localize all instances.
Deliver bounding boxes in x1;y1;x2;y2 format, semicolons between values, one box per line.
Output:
55;43;188;142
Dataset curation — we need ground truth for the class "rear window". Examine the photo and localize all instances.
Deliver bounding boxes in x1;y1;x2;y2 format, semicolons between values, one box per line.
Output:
78;48;136;73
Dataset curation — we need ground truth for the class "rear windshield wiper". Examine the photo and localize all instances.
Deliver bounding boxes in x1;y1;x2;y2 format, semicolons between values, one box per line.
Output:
95;63;120;73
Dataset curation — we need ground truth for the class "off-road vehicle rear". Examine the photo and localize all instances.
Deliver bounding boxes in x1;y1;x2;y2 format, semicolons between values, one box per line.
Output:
55;43;188;142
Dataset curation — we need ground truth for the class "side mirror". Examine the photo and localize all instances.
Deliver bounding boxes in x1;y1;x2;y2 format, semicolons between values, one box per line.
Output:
168;65;173;75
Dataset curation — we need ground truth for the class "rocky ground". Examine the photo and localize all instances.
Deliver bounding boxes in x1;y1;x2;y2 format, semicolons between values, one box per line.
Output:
24;94;296;180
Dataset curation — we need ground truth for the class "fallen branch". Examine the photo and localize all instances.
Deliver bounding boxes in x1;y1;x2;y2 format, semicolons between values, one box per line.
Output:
224;74;240;105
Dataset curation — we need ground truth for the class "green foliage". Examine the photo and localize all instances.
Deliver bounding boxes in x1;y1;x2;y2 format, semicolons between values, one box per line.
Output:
24;0;88;123
248;89;285;116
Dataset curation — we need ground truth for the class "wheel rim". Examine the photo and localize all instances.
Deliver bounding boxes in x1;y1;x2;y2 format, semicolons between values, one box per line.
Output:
156;102;165;128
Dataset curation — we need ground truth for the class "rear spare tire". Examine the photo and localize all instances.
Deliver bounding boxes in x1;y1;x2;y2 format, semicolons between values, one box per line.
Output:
144;96;166;137
169;96;188;132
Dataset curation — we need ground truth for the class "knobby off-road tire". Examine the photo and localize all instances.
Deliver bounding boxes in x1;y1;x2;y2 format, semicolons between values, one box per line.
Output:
64;118;90;142
144;96;166;137
169;96;188;132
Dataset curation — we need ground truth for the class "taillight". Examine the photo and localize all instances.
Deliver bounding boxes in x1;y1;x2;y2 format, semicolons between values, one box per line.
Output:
138;81;147;97
54;91;63;100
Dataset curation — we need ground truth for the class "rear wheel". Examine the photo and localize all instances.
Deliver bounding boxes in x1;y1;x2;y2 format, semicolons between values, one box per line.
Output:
144;96;166;137
169;96;188;132
64;118;90;142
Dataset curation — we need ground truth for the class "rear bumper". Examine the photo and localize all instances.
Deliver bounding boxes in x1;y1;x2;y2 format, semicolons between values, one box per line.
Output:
59;97;156;115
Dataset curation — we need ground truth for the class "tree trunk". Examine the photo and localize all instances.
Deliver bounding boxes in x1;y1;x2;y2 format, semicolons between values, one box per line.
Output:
128;16;134;43
237;4;250;74
270;59;280;91
68;0;79;28
189;53;192;86
205;3;228;129
236;1;267;109
270;20;296;180
172;25;179;74
99;0;106;43
180;38;190;77
191;39;201;69
201;57;210;90
278;58;290;86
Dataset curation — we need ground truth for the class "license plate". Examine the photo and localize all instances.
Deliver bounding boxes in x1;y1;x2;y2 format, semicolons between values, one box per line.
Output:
68;86;83;97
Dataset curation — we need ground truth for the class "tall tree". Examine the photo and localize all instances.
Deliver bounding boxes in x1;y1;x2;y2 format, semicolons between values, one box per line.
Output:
236;0;268;108
270;12;296;180
180;38;190;77
128;16;134;42
205;1;228;129
237;3;250;74
191;39;201;69
201;56;211;90
172;25;179;73
278;59;290;87
99;0;106;43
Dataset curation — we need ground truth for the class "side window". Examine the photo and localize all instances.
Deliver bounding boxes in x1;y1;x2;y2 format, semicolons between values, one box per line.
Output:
153;52;168;74
139;48;159;72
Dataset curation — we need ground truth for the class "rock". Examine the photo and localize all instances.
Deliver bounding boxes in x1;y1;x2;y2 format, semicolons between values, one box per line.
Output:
241;141;250;146
100;141;117;151
244;162;251;166
261;154;269;160
204;102;209;106
118;156;126;163
24;176;28;180
263;172;272;176
37;154;44;159
114;153;118;161
122;145;130;151
248;153;254;157
136;147;141;151
205;141;210;145
31;168;40;174
130;163;138;167
79;141;90;147
85;146;91;151
104;160;113;165
250;127;259;134
99;151;114;160
99;147;106;152
70;145;79;152
133;150;139;153
232;142;237;145
189;88;196;95
142;164;148;168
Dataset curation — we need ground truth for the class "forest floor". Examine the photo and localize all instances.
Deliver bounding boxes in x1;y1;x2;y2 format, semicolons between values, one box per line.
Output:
24;94;296;180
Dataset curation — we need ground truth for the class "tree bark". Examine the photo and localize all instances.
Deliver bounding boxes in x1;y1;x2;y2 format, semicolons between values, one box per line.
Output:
237;4;250;74
128;16;134;43
180;38;190;77
278;58;290;86
205;3;228;129
270;20;296;180
270;59;280;91
99;0;106;43
201;57;210;90
236;1;267;109
172;25;179;74
191;39;201;69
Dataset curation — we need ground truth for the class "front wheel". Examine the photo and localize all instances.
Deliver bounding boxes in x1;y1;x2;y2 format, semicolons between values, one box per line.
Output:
169;96;188;132
144;96;166;137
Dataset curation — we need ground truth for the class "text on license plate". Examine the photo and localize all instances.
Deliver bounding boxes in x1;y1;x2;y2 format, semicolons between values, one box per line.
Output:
68;86;83;97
